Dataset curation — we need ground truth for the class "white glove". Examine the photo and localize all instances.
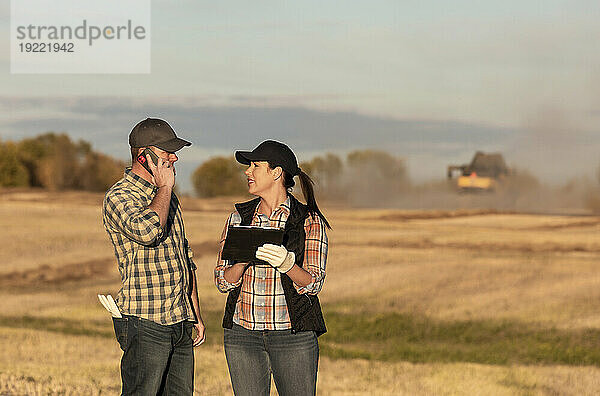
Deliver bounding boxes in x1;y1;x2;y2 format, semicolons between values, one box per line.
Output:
255;244;295;273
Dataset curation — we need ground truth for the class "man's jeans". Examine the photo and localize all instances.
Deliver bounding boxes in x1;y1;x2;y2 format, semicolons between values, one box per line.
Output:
224;323;319;396
112;315;194;396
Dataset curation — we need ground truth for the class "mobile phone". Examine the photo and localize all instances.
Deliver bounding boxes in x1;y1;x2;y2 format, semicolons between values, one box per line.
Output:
137;148;160;175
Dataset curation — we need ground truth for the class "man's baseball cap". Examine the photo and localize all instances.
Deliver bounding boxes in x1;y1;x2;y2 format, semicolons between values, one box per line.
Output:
129;118;191;152
235;140;300;176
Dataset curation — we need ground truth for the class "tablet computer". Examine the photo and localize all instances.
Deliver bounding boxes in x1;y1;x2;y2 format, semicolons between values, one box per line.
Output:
221;226;285;262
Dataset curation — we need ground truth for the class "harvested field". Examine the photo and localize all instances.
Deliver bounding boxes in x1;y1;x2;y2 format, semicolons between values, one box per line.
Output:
2;191;600;395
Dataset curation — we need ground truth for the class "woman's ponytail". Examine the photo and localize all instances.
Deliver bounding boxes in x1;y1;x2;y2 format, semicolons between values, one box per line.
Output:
297;169;331;230
276;162;331;229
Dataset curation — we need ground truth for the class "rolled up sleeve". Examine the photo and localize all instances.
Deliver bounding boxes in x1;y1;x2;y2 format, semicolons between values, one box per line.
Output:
214;212;244;292
103;191;163;246
294;214;328;295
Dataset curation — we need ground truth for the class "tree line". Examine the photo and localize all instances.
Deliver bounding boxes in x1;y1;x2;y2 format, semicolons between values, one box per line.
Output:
0;133;125;191
192;150;408;201
1;133;407;201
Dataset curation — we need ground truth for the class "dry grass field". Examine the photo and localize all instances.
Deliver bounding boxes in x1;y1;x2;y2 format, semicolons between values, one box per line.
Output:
2;190;600;395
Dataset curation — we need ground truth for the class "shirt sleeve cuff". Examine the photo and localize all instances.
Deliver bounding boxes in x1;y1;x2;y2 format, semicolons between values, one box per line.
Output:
221;277;243;290
293;277;317;295
215;264;244;292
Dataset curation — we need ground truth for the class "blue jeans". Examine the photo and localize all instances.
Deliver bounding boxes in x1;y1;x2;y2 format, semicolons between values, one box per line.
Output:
224;324;319;396
112;315;194;396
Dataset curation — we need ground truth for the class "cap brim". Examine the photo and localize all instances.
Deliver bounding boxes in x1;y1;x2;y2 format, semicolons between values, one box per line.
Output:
235;150;265;165
155;138;192;152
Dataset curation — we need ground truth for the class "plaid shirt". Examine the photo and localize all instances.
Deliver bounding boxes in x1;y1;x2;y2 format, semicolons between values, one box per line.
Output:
102;168;196;325
215;196;328;331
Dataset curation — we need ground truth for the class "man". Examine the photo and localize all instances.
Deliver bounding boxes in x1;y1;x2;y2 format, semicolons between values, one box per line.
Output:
102;118;205;395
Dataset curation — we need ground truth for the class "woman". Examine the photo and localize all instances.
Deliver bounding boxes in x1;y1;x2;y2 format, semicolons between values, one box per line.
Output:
215;140;331;396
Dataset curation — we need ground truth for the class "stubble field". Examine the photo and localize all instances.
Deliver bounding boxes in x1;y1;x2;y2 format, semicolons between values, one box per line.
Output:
2;190;600;395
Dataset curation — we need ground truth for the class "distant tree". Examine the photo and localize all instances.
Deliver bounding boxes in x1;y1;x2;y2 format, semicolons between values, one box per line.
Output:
17;132;82;190
78;151;126;191
16;132;124;191
300;153;343;199
17;133;53;187
192;156;247;197
0;140;29;187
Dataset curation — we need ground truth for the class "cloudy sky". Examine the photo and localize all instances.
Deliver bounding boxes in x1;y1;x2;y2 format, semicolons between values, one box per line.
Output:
1;1;599;192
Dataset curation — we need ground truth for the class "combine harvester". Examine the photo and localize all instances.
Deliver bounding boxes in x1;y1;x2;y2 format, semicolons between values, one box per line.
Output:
447;151;510;192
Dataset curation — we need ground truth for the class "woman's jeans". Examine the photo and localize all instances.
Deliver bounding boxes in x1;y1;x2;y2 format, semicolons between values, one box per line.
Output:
112;315;195;396
224;323;319;396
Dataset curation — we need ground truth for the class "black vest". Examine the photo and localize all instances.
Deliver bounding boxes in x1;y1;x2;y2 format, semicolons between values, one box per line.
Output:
221;195;327;336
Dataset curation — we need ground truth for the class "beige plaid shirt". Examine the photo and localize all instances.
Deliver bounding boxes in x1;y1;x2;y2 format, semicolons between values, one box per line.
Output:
102;168;196;325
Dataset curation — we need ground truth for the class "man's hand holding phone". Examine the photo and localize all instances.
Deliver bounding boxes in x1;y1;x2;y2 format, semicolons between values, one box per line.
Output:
139;147;176;227
147;153;175;189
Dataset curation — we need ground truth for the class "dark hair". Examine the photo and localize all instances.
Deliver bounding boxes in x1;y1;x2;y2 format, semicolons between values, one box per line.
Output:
279;166;332;230
131;146;141;164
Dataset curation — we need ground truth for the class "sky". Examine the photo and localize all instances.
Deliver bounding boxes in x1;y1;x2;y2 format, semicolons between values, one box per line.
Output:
1;1;599;192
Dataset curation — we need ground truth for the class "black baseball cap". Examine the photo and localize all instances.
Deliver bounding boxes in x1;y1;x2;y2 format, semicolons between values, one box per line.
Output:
129;118;191;152
235;140;300;176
